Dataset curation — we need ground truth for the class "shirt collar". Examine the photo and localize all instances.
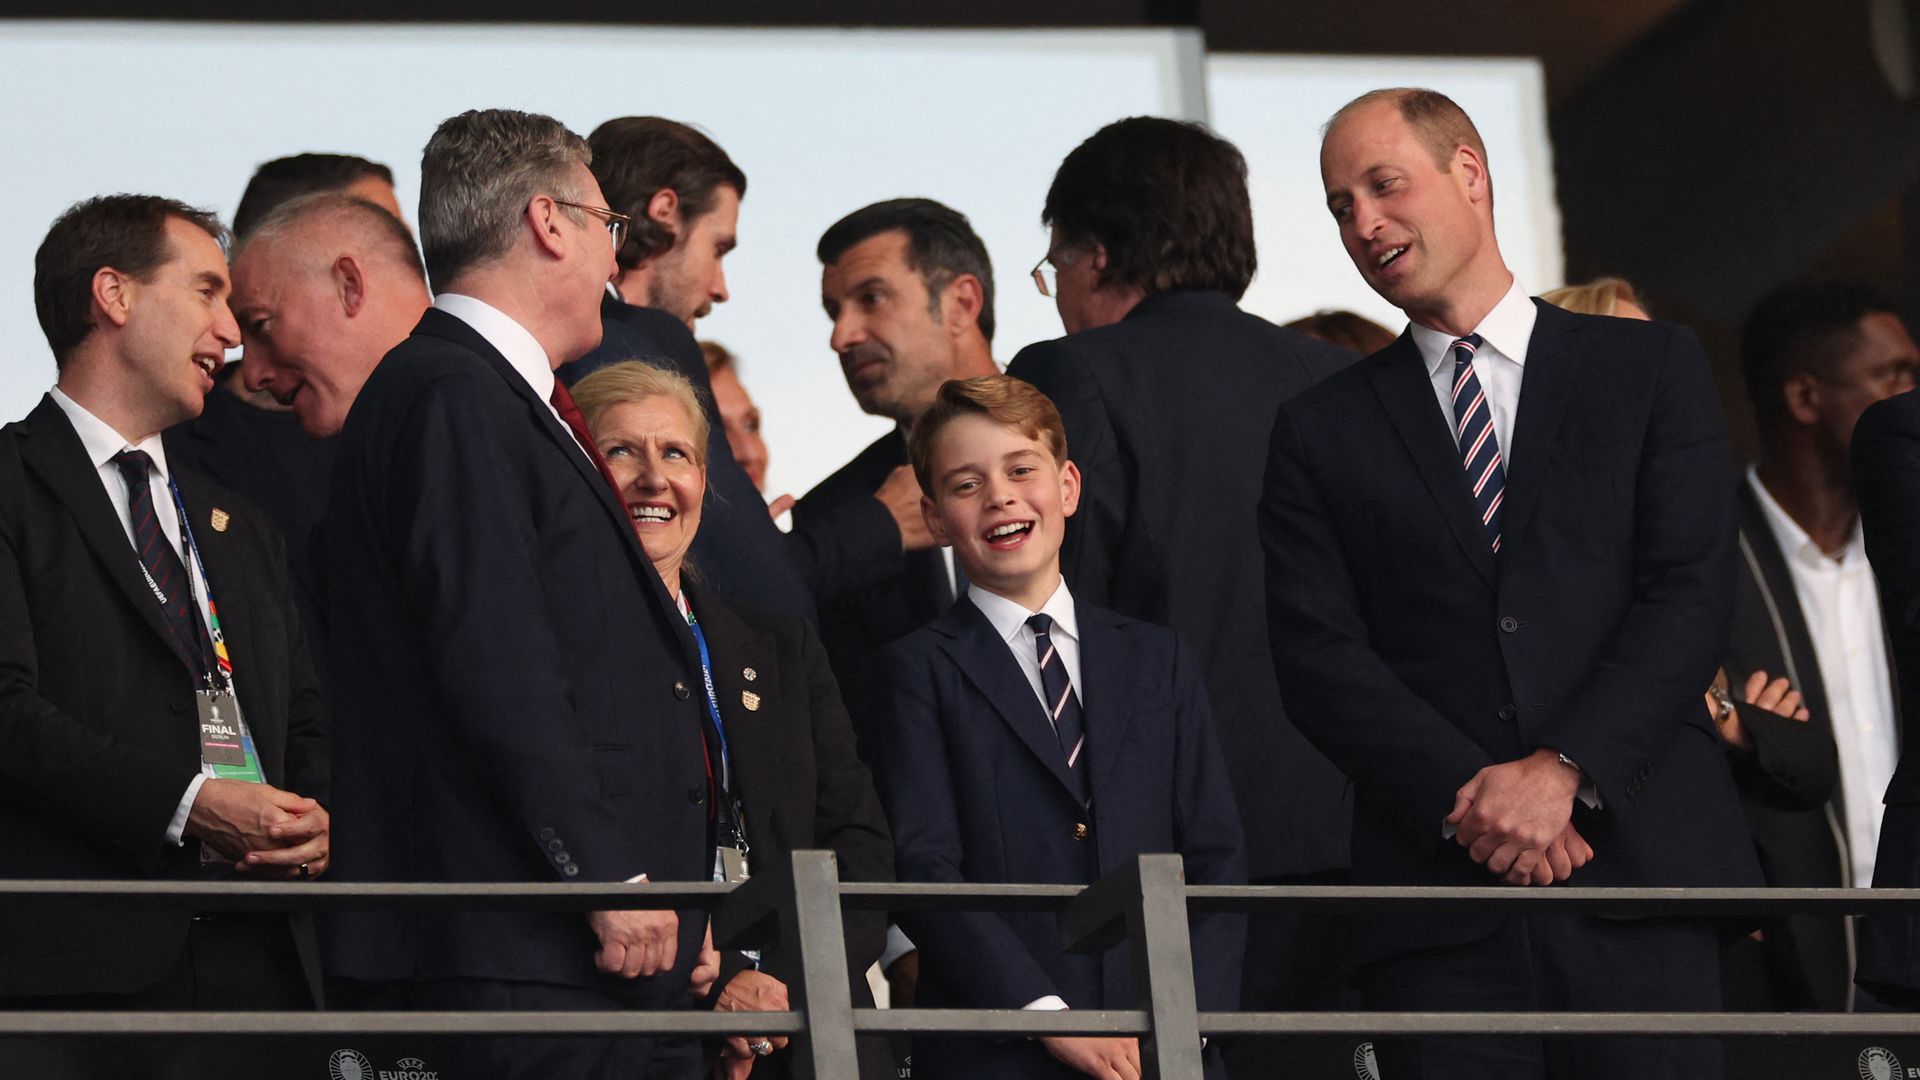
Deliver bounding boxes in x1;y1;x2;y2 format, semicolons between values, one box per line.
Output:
48;386;173;480
1747;465;1866;568
433;293;556;403
1410;277;1537;380
968;575;1076;645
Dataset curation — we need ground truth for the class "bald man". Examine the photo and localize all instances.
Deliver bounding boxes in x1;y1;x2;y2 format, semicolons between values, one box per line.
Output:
166;193;428;658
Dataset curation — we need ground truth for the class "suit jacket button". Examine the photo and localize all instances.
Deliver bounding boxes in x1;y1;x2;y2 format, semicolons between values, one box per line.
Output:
539;828;555;841
688;786;707;806
562;864;580;877
547;839;564;853
1499;617;1519;633
1072;823;1090;841
674;681;691;701
1498;703;1517;721
555;852;570;865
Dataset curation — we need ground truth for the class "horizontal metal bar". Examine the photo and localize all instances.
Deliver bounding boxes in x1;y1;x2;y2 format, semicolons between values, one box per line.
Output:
1195;1011;1920;1037
851;1009;1148;1036
0;880;734;913
0;1011;802;1037
10;880;1920;918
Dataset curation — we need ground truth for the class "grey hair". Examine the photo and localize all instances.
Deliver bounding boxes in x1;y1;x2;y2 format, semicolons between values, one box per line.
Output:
417;108;592;292
236;191;424;284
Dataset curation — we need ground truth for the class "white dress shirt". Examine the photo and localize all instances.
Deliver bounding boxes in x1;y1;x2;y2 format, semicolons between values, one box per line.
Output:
432;293;597;462
967;576;1080;1013
49;388;218;845
1748;468;1898;886
1408;277;1537;467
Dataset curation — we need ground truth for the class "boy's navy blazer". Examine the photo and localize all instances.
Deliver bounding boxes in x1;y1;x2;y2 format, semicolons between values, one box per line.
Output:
875;593;1246;1026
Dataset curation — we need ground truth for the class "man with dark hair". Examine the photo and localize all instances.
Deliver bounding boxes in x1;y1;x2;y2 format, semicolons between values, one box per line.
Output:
233;152;402;239
0;194;329;1076
1725;282;1915;1013
559;116;812;617
320;109;716;1078
1265;86;1760;1077
1006;117;1355;1040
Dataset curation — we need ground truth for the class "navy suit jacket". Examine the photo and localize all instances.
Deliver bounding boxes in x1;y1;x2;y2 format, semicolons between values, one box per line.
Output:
875;595;1245;1079
320;307;711;997
1852;388;1920;999
0;397;328;999
1009;289;1355;881
561;293;813;618
1261;301;1761;963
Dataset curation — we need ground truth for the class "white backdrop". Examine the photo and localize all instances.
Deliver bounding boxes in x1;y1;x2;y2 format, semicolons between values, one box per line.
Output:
0;23;1560;499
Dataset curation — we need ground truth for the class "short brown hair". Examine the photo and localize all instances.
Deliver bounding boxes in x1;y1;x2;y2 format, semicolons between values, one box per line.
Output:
1283;309;1398;354
1043;117;1256;300
570;359;711;469
908;375;1068;497
1329;88;1493;211
33;194;227;369
699;340;735;375
588;117;746;271
1541;277;1645;318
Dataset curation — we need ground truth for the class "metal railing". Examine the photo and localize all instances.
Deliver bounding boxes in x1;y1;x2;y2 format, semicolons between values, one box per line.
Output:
7;853;1920;1079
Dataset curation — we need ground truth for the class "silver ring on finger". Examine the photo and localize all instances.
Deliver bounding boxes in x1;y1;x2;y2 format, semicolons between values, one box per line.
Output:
750;1039;774;1057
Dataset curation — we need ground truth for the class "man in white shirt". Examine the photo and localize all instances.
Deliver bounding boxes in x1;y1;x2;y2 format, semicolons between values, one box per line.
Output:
0;193;330;1075
1725;281;1918;1012
317;108;719;1078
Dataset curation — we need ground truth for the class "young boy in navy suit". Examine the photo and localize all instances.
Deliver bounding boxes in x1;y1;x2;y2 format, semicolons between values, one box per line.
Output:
875;374;1246;1080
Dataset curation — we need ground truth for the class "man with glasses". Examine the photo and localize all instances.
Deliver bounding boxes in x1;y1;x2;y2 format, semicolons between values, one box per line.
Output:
560;116;814;618
319;108;716;1078
1006;116;1355;1066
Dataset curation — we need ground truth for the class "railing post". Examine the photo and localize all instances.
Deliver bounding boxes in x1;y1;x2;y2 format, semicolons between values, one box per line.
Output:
711;850;859;1080
1059;854;1204;1080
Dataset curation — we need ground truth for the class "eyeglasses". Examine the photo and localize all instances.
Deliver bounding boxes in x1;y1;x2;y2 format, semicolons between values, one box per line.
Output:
1031;255;1060;298
554;198;632;251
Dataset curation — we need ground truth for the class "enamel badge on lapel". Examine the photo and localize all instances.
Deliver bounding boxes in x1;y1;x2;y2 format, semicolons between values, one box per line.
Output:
209;508;230;533
742;667;758;682
741;690;762;712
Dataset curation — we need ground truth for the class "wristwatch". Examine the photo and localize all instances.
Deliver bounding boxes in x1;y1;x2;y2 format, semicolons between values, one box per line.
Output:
1555;751;1584;777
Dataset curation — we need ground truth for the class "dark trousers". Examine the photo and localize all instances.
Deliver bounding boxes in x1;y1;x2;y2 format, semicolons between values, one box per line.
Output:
408;977;705;1080
0;914;313;1080
1227;869;1366;1080
1357;913;1722;1080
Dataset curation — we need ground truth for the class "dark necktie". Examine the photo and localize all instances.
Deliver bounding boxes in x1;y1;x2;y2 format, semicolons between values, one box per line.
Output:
549;379;624;497
1027;613;1088;800
111;450;212;681
1449;334;1506;553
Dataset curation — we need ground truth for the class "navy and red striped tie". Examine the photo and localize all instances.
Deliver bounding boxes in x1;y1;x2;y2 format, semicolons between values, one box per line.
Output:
1027;613;1089;803
1449;334;1505;554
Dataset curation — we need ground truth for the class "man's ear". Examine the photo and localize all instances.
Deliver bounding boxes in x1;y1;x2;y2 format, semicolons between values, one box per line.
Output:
1782;371;1822;427
91;266;136;329
647;188;679;227
1455;144;1491;207
334;254;367;317
526;194;569;260
1059;459;1082;518
942;274;985;338
921;494;951;547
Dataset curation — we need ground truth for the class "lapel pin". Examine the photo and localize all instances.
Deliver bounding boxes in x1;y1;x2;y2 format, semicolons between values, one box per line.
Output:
741;690;762;712
742;666;757;682
209;508;230;533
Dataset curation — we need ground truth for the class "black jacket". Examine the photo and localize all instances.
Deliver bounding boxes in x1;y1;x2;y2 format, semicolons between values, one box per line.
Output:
1008;289;1355;880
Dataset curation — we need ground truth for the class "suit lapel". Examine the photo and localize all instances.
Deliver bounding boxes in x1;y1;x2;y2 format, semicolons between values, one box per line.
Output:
416;309;704;676
1077;601;1144;811
1734;481;1835;724
18;397;184;656
1364;338;1497;586
933;600;1082;799
683;584;779;840
1497;301;1580;557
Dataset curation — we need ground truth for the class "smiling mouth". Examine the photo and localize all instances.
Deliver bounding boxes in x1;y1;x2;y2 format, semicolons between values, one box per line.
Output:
630;504;676;524
983;520;1034;547
192;354;222;379
1375;246;1408;269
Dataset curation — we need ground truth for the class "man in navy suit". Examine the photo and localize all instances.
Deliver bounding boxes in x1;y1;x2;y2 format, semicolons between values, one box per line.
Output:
876;375;1245;1080
1262;88;1761;1078
320;109;716;1078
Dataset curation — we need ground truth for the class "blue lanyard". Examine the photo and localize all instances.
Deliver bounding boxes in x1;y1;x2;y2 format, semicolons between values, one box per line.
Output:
684;612;733;791
162;474;232;692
